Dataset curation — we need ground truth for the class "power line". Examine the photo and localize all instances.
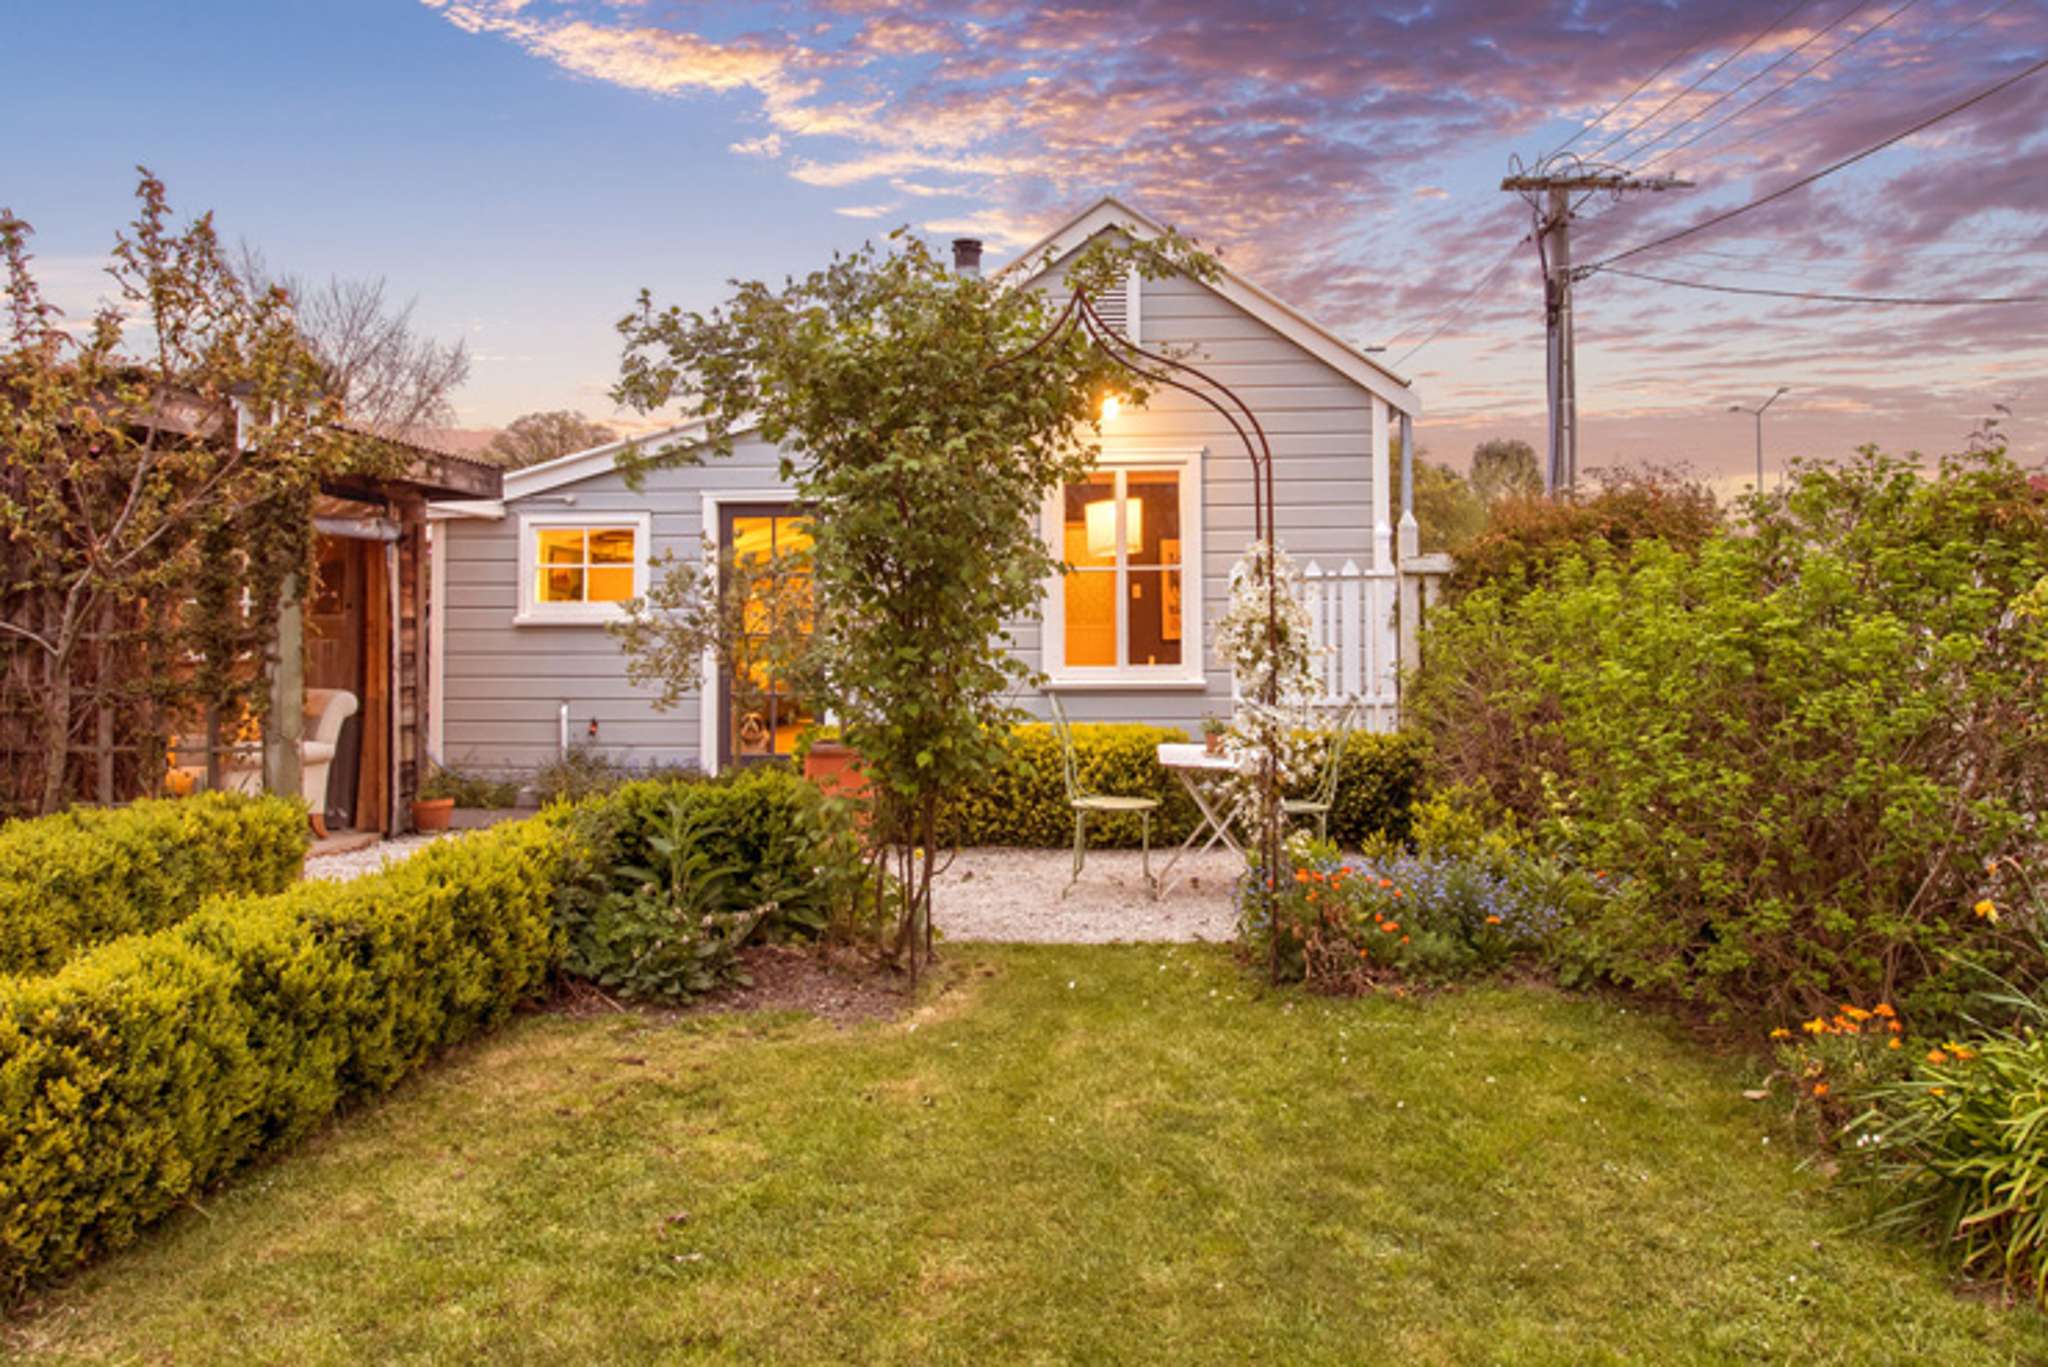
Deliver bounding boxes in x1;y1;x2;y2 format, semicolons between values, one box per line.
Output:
1703;0;2021;161
1541;33;1710;163
1585;54;2048;270
1579;0;1818;165
1595;264;2048;305
1387;241;1527;368
1618;0;1871;172
1628;0;1913;174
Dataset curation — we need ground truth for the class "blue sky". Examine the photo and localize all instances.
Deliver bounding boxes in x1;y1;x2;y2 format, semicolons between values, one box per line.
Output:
7;1;2044;480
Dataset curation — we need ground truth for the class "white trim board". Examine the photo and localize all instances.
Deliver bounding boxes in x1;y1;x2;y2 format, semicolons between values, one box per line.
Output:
696;486;798;775
1040;445;1206;689
513;510;654;626
1005;196;1420;417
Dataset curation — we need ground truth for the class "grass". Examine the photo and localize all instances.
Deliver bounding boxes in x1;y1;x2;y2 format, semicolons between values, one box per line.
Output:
8;944;2047;1364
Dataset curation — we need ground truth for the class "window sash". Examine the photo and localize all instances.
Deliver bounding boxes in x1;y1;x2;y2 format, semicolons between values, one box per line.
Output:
1055;463;1190;677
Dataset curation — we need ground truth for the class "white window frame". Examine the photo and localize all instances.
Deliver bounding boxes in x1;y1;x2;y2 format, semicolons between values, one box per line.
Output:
514;510;653;626
1041;446;1204;690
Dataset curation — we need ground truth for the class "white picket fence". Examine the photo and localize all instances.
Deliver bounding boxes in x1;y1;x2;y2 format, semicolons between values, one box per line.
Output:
1299;555;1452;732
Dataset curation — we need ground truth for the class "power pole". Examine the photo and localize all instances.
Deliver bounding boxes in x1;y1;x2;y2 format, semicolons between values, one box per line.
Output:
1729;386;1790;492
1501;160;1690;495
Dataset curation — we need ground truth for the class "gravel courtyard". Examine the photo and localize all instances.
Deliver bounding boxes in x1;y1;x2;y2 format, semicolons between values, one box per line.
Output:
307;836;1245;944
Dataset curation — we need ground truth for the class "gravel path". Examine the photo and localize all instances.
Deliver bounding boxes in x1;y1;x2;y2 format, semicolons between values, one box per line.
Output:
304;834;1246;945
304;832;460;882
931;846;1245;943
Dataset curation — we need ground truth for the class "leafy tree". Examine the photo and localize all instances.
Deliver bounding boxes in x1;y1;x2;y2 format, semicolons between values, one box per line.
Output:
1470;437;1543;508
1;171;353;812
486;409;617;468
610;228;1215;978
1391;444;1487;554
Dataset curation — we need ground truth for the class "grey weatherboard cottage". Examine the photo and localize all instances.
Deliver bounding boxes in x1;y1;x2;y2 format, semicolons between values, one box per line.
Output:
428;197;1431;780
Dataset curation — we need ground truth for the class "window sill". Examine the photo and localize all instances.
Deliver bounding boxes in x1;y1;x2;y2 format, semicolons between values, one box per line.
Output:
1044;675;1209;692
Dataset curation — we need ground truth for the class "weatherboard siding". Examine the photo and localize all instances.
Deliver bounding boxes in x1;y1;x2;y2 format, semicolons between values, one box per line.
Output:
435;266;1383;777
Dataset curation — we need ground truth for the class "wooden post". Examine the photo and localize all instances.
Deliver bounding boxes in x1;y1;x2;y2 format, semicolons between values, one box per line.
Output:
265;574;304;803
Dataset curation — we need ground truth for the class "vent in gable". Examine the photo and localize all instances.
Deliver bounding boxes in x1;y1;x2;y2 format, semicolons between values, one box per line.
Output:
1085;266;1141;344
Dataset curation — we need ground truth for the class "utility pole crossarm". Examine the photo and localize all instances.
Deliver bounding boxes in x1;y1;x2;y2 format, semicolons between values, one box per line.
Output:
1499;174;1693;192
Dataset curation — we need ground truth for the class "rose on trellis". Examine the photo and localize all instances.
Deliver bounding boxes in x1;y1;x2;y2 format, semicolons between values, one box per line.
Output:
1215;539;1327;971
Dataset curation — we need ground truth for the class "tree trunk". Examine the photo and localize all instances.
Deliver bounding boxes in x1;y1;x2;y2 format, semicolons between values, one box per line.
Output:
36;618;74;815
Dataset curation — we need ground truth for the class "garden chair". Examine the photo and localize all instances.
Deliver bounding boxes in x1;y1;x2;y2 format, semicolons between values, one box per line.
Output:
1283;701;1359;843
1046;694;1159;896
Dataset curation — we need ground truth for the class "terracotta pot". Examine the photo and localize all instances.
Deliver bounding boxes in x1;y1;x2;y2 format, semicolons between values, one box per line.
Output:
411;797;456;832
1205;731;1225;756
803;741;870;802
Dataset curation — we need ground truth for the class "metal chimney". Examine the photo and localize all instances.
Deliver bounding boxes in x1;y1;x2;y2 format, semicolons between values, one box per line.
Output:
951;237;983;277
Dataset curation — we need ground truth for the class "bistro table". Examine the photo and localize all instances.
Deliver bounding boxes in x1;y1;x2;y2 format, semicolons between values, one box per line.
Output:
1153;742;1248;898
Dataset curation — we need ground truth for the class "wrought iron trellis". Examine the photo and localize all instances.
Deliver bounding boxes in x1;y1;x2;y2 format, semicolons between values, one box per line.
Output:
1002;275;1292;980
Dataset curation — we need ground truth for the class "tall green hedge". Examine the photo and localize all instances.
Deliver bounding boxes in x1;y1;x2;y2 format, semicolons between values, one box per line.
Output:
0;793;308;978
947;723;1425;849
0;817;569;1297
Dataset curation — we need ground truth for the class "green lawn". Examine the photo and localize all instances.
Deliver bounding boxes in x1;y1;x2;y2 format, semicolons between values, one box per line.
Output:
8;944;2045;1364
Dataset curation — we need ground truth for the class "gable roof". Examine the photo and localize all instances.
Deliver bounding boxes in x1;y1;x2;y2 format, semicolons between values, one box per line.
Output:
1004;196;1420;416
496;418;714;503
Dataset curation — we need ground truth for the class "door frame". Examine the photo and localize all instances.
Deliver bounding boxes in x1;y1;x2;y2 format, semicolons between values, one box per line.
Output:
695;488;797;774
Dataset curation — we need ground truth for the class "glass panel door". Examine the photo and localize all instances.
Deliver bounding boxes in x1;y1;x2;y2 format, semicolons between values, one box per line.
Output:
718;504;815;768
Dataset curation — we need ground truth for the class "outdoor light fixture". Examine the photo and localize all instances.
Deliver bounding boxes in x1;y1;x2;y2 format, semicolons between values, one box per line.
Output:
1084;496;1141;558
1099;394;1122;425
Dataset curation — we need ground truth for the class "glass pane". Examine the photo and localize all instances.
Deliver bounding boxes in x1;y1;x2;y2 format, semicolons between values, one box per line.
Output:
1064;569;1116;667
541;567;584;603
1128;471;1180;565
538;528;584;566
588;527;635;564
586;566;634;602
1127;570;1183;667
732;700;774;757
730;516;776;564
774;516;814;555
1062;477;1117;568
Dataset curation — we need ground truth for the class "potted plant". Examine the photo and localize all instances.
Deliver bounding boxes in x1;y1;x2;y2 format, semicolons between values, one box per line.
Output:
799;728;869;802
411;766;462;831
1201;716;1229;756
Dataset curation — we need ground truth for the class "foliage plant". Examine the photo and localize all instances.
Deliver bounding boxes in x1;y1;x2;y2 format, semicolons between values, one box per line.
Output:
0;792;306;977
553;766;872;970
1407;446;2048;1019
609;227;1216;979
1834;858;2048;1302
416;763;523;809
1445;465;1720;596
0;816;571;1298
1;172;363;814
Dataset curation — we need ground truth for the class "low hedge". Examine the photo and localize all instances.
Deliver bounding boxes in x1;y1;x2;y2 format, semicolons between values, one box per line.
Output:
0;793;308;978
948;723;1425;849
0;817;569;1298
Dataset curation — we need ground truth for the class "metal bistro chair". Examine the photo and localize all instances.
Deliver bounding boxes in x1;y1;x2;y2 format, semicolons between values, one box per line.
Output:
1283;701;1360;843
1047;694;1160;896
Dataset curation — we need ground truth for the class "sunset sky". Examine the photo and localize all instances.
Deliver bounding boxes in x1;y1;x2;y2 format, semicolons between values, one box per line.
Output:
8;0;2044;482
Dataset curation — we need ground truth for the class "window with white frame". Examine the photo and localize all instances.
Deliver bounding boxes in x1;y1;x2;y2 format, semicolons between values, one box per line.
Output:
1043;451;1201;685
515;512;650;623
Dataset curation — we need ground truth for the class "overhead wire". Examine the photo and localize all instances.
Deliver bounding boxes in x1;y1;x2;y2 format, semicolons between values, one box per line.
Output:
1584;54;2048;270
1594;265;2047;305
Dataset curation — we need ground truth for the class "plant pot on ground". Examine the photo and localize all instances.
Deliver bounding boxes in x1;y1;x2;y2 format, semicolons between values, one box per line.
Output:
410;797;455;831
802;740;870;802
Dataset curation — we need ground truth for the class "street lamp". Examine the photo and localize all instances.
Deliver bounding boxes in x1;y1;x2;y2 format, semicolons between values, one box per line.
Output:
1728;387;1790;492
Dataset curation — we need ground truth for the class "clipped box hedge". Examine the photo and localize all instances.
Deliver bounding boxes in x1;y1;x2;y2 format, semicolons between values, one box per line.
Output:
948;723;1426;850
0;793;308;978
0;817;570;1298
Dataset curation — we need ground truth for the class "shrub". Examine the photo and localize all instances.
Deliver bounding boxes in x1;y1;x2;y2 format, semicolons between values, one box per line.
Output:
1447;467;1720;596
0;818;570;1297
552;766;873;1000
530;746;702;805
948;723;1424;850
1408;447;2048;1019
0;792;307;977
